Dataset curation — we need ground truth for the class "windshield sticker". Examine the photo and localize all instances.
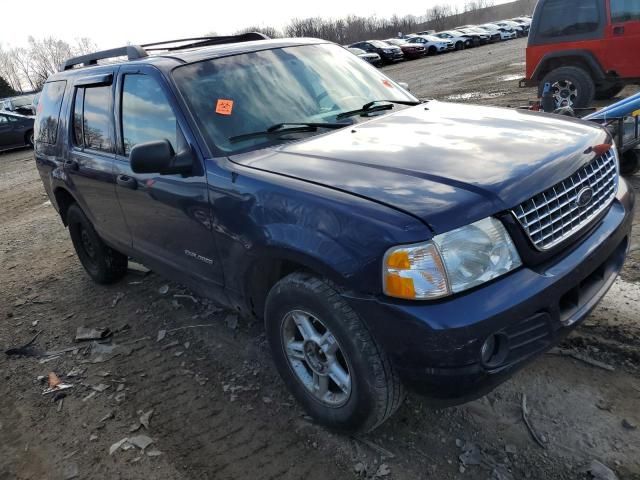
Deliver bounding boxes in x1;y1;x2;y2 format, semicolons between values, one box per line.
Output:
216;99;234;115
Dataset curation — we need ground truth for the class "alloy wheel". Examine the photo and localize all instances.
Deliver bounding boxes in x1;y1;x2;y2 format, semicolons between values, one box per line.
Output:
550;79;578;108
281;309;352;407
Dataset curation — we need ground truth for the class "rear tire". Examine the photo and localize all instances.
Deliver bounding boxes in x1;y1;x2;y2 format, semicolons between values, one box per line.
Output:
621;149;640;176
539;66;595;109
428;46;437;55
25;130;34;147
594;83;624;100
265;272;404;433
67;204;128;284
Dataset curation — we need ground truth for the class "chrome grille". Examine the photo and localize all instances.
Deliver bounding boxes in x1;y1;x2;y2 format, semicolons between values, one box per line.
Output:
513;149;618;251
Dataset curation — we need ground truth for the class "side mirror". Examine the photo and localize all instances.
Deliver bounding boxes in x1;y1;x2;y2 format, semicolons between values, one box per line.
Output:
398;82;410;92
130;139;192;175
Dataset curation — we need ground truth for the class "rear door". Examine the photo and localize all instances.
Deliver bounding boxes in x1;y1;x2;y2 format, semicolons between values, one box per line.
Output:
65;72;131;251
0;115;15;148
607;0;640;76
112;65;224;288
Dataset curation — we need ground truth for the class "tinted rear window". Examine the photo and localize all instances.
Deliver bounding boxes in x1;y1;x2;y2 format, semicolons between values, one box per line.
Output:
537;0;600;38
35;81;66;144
82;86;113;153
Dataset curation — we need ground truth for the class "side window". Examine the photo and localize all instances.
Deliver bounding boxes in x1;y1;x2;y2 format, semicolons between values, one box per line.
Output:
0;115;7;124
82;86;113;153
538;0;600;38
35;81;66;144
72;88;84;147
121;74;177;156
611;0;640;22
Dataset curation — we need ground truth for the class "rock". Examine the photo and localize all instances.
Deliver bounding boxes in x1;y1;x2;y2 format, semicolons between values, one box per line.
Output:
354;462;366;474
146;448;162;457
89;434;98;442
622;419;637;430
92;384;110;393
156;330;166;342
139;409;154;429
588;460;619;480
375;463;391;477
225;313;238;330
109;438;130;455
63;462;79;480
128;434;154;451
158;285;169;295
262;397;272;404
459;443;482;466
455;438;464;448
459;465;466;474
505;444;517;454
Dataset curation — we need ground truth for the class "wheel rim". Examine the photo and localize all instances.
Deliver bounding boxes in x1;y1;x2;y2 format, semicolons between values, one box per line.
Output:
281;310;352;407
550;79;578;108
29;133;34;146
79;225;97;262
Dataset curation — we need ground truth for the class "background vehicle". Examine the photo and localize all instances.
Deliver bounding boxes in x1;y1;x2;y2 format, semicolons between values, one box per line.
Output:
349;40;404;63
496;20;529;36
457;24;501;42
0;111;34;151
384;38;427;58
434;31;473;49
522;0;640;109
479;23;518;40
1;94;37;115
347;47;383;67
456;28;491;45
405;35;454;54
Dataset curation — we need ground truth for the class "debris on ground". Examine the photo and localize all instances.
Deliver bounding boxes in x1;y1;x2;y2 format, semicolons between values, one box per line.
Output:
42;372;73;395
158;285;169;295
111;292;125;307
87;341;133;363
156;330;166;342
128;434;154;450
521;393;546;448
146;448;162;457
139;409;154;430
74;327;111;342
91;384;110;393
587;459;619;480
174;294;198;304
128;262;151;276
62;462;79;480
622;418;637;430
458;442;483;466
109;438;130;456
549;348;616;372
5;331;43;357
374;463;391;477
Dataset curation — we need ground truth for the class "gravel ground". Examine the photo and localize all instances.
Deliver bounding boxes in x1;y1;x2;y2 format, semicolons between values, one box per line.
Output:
1;38;640;480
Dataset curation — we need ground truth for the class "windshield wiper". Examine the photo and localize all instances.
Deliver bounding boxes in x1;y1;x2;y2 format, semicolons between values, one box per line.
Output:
229;122;346;143
335;99;421;120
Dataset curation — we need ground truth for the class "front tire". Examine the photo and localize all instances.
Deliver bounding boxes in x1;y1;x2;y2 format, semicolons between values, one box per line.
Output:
455;41;464;50
25;130;34;147
265;273;404;433
67;204;128;284
540;66;595;109
595;83;624;100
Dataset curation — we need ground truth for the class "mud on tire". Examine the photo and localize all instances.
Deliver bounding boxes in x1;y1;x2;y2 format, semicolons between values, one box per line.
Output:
265;272;404;433
67;203;128;284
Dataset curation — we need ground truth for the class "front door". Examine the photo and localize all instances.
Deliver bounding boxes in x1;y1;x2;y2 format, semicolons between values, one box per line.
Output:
112;66;224;290
607;0;640;77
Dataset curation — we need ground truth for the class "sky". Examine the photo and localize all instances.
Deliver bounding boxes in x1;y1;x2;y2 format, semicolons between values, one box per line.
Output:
1;0;514;49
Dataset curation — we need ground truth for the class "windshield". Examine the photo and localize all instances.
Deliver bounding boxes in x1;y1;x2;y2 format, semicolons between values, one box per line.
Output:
11;95;35;107
173;43;417;155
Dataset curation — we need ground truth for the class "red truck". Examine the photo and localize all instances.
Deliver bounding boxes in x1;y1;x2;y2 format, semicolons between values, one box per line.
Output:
521;0;640;109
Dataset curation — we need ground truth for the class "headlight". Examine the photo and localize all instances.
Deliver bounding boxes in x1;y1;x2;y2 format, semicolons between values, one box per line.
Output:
383;217;522;300
384;49;394;53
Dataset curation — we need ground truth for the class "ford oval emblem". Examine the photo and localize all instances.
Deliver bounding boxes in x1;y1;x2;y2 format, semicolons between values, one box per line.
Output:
576;187;594;208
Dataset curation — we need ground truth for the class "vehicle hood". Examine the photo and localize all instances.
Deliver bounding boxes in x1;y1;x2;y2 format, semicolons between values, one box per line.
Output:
231;101;609;234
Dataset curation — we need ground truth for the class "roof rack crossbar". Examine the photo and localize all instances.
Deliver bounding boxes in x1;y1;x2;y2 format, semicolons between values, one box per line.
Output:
141;32;270;52
61;45;148;71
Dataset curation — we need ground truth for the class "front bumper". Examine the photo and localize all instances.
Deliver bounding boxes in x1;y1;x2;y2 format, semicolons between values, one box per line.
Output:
344;180;634;404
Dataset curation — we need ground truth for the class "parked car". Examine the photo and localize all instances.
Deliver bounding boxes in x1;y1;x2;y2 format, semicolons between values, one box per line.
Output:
479;23;518;40
349;40;404;64
457;24;501;42
0;111;34;151
348;47;383;67
1;93;37;116
521;0;640;108
35;34;634;433
456;28;491;45
383;38;427;59
405;35;454;54
493;20;527;37
434;31;474;49
416;30;435;36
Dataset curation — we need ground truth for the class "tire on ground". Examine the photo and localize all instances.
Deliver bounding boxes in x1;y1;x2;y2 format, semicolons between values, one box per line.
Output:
66;203;128;284
621;149;640;177
539;66;595;109
455;41;464;50
265;272;404;433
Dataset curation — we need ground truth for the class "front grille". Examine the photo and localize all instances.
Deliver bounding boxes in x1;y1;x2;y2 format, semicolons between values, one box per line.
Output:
513;149;618;251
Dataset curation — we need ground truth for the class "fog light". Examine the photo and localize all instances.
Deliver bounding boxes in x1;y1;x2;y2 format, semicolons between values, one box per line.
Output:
480;334;508;367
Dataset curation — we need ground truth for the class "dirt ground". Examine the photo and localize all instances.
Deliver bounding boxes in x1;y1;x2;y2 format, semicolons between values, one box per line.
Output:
1;37;640;480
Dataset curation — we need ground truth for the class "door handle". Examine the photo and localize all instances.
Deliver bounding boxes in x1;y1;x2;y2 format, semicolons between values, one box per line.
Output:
613;25;625;35
117;174;138;190
64;159;79;171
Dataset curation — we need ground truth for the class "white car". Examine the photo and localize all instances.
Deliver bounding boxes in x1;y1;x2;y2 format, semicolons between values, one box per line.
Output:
404;35;454;54
493;20;527;37
478;23;517;40
433;31;473;50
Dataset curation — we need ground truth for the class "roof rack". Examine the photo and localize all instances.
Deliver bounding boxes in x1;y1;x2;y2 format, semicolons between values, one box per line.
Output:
60;32;270;72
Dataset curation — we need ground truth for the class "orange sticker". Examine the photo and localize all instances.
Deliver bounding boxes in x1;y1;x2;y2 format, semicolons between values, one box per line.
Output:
382;79;393;88
216;99;234;115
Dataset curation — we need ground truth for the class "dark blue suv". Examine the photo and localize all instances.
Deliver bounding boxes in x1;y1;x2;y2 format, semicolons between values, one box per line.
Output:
34;34;635;433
